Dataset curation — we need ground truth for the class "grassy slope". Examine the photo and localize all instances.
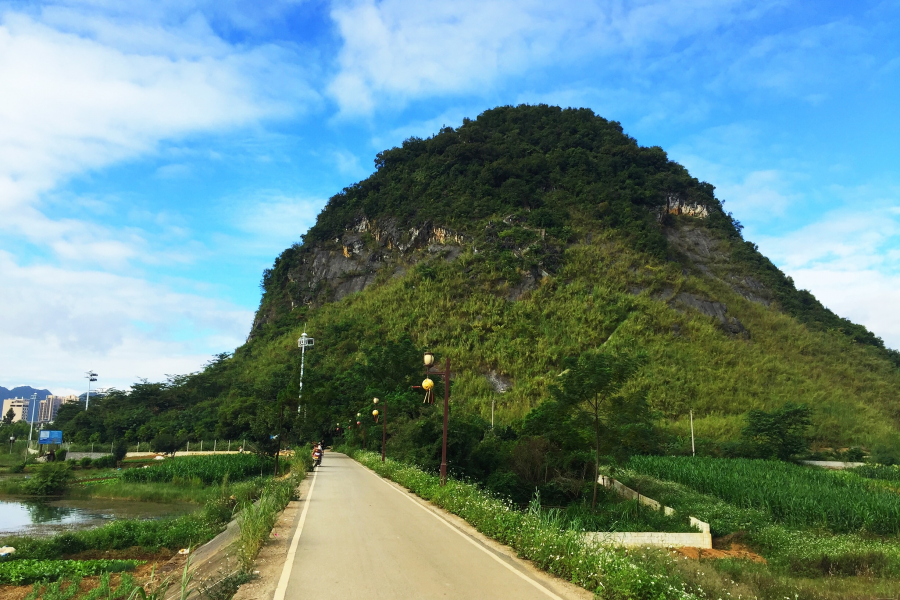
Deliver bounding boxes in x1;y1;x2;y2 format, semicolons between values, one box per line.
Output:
230;222;900;449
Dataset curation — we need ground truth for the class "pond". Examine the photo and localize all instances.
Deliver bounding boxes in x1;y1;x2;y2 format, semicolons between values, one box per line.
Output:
0;498;197;538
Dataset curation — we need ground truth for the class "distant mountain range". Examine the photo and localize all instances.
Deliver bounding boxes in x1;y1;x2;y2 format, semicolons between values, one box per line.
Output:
0;386;53;400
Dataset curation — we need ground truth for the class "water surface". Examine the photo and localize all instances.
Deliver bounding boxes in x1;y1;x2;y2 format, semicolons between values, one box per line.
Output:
0;498;196;538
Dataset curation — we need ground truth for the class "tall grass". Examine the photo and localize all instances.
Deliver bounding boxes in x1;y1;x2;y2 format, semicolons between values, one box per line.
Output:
236;478;296;571
627;456;900;534
121;454;273;485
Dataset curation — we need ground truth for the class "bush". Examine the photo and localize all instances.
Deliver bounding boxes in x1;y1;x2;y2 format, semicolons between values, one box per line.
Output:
152;433;180;456
92;455;116;469
9;462;25;474
112;441;128;465
79;457;93;469
22;462;73;496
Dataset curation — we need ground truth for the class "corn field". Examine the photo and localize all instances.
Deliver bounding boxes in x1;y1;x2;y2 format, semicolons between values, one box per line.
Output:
121;454;273;485
627;456;900;534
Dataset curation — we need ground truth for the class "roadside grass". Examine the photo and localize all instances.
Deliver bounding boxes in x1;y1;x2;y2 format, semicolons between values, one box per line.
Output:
235;446;311;571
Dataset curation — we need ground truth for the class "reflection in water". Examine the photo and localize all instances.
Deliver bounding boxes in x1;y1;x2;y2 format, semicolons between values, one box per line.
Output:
0;498;195;537
23;501;78;524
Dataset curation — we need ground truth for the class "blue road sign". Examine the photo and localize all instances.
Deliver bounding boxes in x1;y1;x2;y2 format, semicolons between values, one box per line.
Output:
39;430;63;444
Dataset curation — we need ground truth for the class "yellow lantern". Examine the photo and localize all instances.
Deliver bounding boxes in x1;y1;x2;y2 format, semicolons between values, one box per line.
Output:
372;409;379;417
422;378;435;404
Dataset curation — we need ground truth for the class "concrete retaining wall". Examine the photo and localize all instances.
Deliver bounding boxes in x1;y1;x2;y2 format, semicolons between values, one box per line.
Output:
800;460;865;470
591;474;712;549
65;452;109;461
585;531;712;548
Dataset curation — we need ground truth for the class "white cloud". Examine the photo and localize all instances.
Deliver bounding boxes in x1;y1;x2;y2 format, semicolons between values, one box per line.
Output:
0;251;253;391
0;6;313;390
327;0;773;114
756;204;900;348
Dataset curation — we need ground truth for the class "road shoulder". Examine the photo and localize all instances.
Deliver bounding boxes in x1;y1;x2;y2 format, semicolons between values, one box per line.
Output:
232;470;315;600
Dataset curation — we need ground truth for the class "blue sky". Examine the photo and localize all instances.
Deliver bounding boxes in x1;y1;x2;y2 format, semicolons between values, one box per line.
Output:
1;0;898;394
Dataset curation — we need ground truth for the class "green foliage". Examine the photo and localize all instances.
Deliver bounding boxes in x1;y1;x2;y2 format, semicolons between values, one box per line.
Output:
112;441;128;464
151;433;179;456
627;456;900;534
0;559;141;585
22;462;74;496
2;513;221;560
741;402;812;460
549;347;646;508
79;457;93;468
121;454;273;485
851;464;900;482
91;455;116;469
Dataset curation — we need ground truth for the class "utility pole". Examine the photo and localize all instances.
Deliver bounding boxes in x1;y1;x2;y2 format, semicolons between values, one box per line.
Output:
297;331;314;414
690;410;696;457
85;371;98;410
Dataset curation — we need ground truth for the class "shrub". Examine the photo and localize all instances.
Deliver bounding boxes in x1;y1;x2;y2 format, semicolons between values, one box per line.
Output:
9;462;25;474
92;455;116;469
22;463;73;496
112;441;128;465
79;457;93;469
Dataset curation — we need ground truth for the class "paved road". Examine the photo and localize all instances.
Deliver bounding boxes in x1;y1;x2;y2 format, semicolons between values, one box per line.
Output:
278;452;573;600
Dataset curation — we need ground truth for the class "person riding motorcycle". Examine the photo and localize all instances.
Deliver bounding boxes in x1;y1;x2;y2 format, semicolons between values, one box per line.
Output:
312;445;322;467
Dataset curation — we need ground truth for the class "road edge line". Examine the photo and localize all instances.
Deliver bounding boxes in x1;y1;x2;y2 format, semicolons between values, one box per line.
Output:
360;463;566;600
272;465;320;600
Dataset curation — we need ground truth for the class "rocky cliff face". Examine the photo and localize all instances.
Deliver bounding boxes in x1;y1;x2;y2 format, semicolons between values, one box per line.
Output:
248;217;467;339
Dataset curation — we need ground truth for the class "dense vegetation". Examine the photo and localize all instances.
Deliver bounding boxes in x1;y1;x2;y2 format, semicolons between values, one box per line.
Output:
52;105;900;510
626;456;900;534
121;454;274;485
0;560;140;586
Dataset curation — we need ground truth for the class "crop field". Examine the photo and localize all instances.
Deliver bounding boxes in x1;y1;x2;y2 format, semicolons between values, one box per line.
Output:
121;454;273;485
627;456;900;534
850;464;900;482
0;559;141;585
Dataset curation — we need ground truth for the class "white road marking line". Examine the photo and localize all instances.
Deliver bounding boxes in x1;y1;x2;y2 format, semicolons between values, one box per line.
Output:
273;465;320;600
361;464;566;600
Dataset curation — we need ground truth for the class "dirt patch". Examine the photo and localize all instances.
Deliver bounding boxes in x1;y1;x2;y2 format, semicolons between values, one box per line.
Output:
677;534;767;563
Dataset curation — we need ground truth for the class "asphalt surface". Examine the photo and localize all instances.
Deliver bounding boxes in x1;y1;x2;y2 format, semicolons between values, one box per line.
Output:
281;452;571;600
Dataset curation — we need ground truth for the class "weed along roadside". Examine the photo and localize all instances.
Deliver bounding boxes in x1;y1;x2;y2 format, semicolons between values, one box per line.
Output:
346;449;900;600
0;450;312;600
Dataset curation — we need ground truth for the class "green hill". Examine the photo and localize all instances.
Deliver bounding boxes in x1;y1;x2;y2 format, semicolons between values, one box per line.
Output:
60;105;900;465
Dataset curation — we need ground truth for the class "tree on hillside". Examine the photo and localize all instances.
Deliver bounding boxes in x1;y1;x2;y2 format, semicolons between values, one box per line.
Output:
550;348;645;509
742;402;812;460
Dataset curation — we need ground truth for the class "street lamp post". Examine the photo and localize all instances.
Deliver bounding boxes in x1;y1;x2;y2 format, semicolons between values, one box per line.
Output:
424;352;451;486
85;371;98;410
357;413;365;449
297;331;314;415
372;398;385;462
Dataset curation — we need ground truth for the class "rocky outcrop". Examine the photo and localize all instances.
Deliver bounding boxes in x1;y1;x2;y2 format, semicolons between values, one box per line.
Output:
288;218;466;308
675;293;749;339
657;194;710;221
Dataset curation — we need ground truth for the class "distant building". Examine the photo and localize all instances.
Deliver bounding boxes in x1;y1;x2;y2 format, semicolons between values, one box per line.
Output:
38;395;78;423
1;398;30;423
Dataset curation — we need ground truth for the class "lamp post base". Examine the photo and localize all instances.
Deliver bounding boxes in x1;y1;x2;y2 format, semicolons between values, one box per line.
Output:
440;462;447;486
